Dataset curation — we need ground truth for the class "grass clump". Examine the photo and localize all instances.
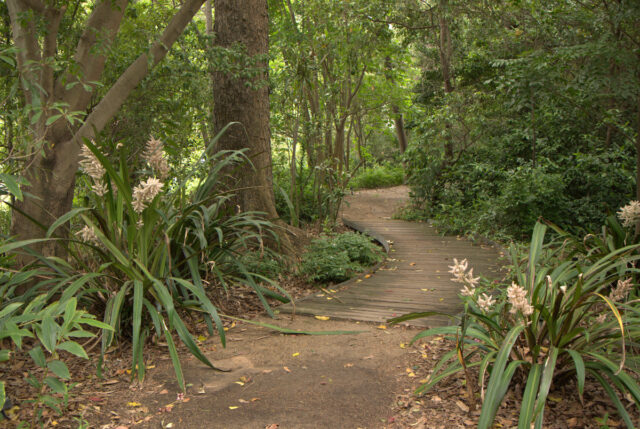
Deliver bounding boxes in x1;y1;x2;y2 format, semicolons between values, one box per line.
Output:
350;165;404;189
300;231;383;284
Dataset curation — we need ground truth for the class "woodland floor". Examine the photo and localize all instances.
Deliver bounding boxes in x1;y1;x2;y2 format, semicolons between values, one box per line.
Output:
2;186;638;428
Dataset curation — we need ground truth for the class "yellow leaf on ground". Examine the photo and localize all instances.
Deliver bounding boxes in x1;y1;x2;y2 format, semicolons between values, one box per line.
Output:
292;352;300;357
377;325;387;330
234;381;244;386
127;402;142;407
229;406;239;410
400;343;407;349
283;366;291;373
407;372;416;377
197;335;207;342
315;316;330;321
364;274;371;279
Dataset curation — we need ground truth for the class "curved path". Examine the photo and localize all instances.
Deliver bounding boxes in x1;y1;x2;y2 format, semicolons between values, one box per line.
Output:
282;186;502;327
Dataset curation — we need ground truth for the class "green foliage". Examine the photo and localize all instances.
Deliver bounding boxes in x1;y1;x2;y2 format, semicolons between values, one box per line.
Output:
3;132;289;393
238;251;286;280
350;164;404;190
300;232;383;283
0;291;109;424
392;222;640;428
404;0;639;241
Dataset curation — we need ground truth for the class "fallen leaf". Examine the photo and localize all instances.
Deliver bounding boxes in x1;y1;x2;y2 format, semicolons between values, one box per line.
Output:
127;402;142;407
455;400;469;413
292;352;300;357
197;335;207;342
567;417;579;427
409;262;416;266
314;316;330;321
251;398;260;402
400;343;407;349
431;395;442;402
265;425;279;429
159;389;169;394
238;399;249;404
283;366;291;373
229;406;239;410
364;274;371;279
377;325;387;330
234;381;245;386
344;363;354;368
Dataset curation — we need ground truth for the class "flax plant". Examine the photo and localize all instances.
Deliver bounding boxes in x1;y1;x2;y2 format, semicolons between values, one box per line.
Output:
45;129;290;391
390;222;640;428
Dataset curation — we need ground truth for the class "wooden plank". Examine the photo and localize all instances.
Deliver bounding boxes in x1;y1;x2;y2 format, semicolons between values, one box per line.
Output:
278;194;501;328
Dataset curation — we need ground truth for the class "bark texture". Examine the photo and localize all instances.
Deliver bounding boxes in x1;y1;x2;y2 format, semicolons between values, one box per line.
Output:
212;0;291;239
8;0;206;259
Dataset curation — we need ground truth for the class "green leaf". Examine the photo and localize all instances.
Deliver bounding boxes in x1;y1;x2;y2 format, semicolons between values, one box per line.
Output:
532;346;559;422
29;346;47;368
47;360;70;380
131;280;144;379
57;341;89;359
0;381;5;412
0;173;24;201
46;208;91;238
0;350;10;362
388;311;454;324
478;324;525;429
45;114;63;126
163;319;185;392
38;316;60;354
44;376;67;394
518;363;542;428
0;302;23;319
589;369;635;429
566;349;585;401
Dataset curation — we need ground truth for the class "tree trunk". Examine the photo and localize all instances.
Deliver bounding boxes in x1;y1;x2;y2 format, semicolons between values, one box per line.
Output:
212;0;293;253
437;0;454;161
393;106;408;154
9;0;206;260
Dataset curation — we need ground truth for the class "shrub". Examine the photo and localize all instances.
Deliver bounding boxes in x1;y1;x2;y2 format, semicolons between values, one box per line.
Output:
300;232;383;283
4;131;290;392
392;222;640;428
350;164;404;189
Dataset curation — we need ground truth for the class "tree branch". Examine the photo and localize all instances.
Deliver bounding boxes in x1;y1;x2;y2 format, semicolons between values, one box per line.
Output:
72;0;207;144
55;0;128;111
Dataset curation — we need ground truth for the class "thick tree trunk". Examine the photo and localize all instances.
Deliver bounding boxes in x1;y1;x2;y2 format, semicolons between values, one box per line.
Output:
212;0;293;253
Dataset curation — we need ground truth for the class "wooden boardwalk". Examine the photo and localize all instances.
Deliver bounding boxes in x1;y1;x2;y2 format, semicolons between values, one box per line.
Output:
279;187;502;327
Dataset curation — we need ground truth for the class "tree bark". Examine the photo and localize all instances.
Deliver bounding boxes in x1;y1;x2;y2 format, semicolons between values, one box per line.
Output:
212;0;293;253
9;0;206;259
437;0;454;161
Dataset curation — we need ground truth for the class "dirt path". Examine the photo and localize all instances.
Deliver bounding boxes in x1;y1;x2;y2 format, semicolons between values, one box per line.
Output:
96;187;421;429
